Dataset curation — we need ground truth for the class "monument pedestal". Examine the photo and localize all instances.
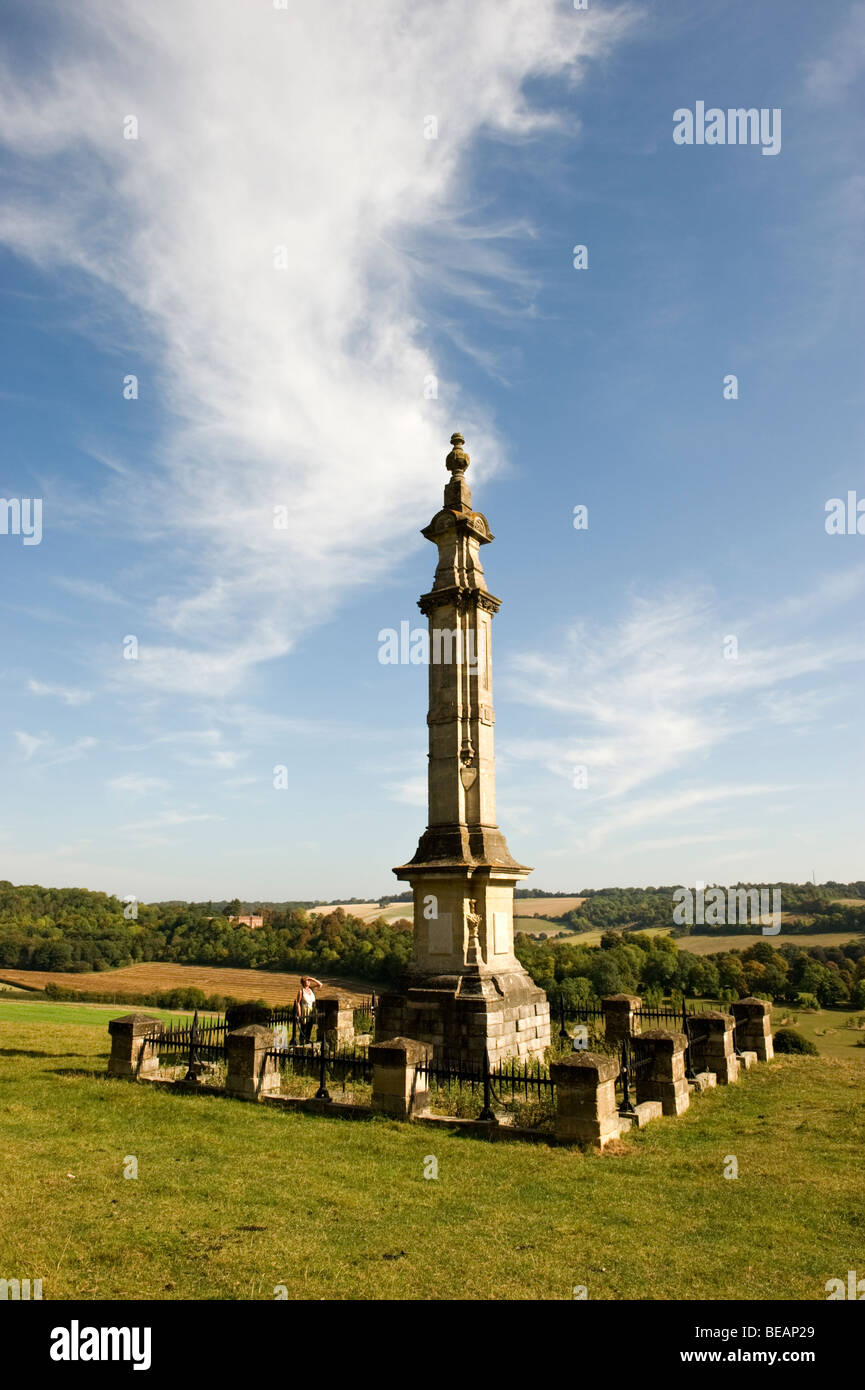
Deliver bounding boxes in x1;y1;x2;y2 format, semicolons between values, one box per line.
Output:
377;969;550;1066
378;851;551;1064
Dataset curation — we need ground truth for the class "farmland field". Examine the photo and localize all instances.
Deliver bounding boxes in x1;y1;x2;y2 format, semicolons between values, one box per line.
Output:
0;961;371;1006
674;930;865;955
316;897;588;927
310;902;411;924
513;897;585;917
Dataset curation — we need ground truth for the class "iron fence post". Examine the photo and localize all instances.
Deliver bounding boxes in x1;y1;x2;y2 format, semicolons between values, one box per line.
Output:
184;1009;202;1084
618;1035;635;1115
478;1047;496;1123
315;1033;331;1101
684;1004;697;1082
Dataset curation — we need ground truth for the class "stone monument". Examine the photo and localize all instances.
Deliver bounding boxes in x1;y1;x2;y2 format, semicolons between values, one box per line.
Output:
376;433;551;1064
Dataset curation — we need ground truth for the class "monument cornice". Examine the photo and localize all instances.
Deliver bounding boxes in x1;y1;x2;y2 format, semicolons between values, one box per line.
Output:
421;508;494;545
418;585;501;617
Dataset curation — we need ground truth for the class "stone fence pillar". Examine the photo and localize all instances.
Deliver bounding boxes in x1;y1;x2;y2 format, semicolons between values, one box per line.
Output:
688;1011;739;1085
731;997;773;1061
602;994;641;1045
108;1013;163;1079
226;1024;280;1101
635;1029;689;1116
550;1051;622;1149
369;1037;432;1120
316;995;355;1049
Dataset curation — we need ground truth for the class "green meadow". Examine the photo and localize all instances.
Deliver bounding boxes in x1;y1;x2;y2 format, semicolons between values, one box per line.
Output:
0;1000;862;1301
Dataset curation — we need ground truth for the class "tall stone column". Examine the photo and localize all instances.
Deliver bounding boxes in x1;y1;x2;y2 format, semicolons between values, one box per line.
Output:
377;433;551;1064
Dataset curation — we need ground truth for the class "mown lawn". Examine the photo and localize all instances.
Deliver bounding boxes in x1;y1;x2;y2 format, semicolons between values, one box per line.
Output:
0;1004;862;1301
771;1004;865;1062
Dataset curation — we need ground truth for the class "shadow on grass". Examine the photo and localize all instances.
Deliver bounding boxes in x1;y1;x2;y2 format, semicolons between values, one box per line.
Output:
0;1047;73;1058
48;1066;108;1078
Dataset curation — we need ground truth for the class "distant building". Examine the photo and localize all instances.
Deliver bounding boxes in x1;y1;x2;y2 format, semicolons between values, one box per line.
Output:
228;914;264;929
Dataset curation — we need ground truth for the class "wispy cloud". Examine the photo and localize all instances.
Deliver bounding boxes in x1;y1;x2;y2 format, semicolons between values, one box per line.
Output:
108;774;169;796
28;677;92;705
501;576;863;851
383;774;427;808
805;2;865;103
14;731;47;761
118;811;223;833
0;0;633;696
57;578;129;607
14;731;97;766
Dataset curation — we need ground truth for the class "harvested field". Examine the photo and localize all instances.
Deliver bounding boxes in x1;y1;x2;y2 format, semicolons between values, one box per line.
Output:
513;897;585;918
0;961;372;1006
674;931;865;956
310;902;412;925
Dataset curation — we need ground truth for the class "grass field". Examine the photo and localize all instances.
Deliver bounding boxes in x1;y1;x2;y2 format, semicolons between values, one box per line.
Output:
0;1000;222;1029
771;1006;865;1063
0;962;371;1005
516;926;865;955
0;1000;862;1300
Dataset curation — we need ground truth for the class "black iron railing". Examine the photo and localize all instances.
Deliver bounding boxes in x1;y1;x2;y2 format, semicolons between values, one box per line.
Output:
264;1038;372;1093
414;1051;556;1124
144;1013;227;1067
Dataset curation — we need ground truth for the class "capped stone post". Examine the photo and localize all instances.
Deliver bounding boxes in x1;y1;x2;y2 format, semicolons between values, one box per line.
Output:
731;997;773;1062
226;1023;280;1101
316;996;355;1049
369;1036;432;1120
107;1013;163;1079
550;1051;623;1149
635;1029;690;1116
602;994;641;1045
687;1011;740;1085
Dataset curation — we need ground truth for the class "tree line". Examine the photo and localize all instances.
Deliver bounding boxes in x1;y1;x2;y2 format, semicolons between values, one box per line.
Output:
0;882;412;982
1;879;864;1008
514;930;865;1010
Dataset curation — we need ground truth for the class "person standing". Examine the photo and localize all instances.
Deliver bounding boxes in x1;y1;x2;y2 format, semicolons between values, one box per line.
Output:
295;975;322;1044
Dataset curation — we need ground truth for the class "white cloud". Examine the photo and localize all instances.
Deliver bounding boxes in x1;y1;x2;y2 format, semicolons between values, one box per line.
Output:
56;578;129;606
384;775;428;807
501;578;863;852
805;3;865;103
0;0;633;696
108;774;169;796
14;731;47;760
118;811;223;833
13;732;97;766
28;678;92;705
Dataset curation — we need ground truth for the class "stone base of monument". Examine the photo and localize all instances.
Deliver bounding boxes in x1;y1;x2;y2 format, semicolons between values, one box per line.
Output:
690;1071;717;1092
376;968;551;1065
739;1050;758;1070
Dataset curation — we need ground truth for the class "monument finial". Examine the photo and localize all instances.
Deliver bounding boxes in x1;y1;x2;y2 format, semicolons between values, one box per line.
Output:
445;431;470;477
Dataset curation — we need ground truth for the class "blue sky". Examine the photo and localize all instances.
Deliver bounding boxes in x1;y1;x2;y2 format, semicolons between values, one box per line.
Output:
0;0;863;901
